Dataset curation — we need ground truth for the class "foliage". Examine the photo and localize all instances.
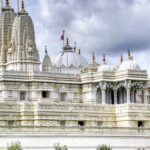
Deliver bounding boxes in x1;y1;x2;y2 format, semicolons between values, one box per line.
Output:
96;144;112;150
7;141;23;150
54;143;68;150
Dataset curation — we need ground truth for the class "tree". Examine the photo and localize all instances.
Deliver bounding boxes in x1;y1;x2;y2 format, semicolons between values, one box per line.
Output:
96;144;112;150
54;143;68;150
7;141;23;150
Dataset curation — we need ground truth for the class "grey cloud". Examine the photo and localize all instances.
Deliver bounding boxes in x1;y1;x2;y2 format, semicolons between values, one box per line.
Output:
10;0;150;71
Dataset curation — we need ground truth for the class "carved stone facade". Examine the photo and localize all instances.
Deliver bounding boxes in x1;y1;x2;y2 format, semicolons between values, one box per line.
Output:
0;1;150;150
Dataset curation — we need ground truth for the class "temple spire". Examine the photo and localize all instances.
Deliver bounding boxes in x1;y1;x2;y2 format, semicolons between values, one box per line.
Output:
61;30;65;48
45;46;48;55
78;48;81;55
66;38;69;45
5;0;9;6
128;49;131;58
102;54;106;64
17;0;20;13
127;49;133;60
120;54;123;63
93;52;95;63
21;0;24;10
74;42;77;51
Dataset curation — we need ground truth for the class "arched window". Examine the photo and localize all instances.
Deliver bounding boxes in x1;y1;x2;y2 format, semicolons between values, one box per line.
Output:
117;87;127;104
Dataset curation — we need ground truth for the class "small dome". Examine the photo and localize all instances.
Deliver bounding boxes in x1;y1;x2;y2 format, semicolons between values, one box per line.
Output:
118;51;140;71
98;64;113;72
98;54;113;72
118;59;140;71
52;39;88;74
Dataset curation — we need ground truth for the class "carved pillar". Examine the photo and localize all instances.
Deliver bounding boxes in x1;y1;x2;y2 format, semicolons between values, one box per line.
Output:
102;89;106;104
100;82;107;104
114;88;117;104
144;89;148;104
126;80;131;104
127;88;131;103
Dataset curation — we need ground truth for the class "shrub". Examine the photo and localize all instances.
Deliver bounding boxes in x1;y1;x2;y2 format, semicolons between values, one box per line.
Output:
7;141;23;150
54;143;68;150
96;144;112;150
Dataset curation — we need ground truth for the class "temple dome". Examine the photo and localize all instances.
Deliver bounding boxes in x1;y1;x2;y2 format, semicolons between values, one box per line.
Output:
52;39;88;74
98;54;113;72
119;59;140;71
98;64;113;72
118;52;140;71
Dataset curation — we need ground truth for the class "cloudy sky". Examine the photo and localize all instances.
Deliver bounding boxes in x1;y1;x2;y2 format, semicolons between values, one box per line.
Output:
10;0;150;72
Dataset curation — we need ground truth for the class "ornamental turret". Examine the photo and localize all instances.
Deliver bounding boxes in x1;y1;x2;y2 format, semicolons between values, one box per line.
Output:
42;46;52;72
118;50;140;71
0;0;15;64
6;0;40;72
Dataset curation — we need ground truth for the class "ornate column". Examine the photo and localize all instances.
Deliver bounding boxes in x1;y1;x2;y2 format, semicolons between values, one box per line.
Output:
102;89;106;104
144;89;148;104
126;80;131;104
127;88;131;103
113;88;117;104
100;82;107;104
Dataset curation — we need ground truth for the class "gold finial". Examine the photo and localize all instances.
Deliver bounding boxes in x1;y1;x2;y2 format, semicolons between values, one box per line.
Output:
102;54;106;64
120;54;123;63
45;46;48;54
6;0;9;6
22;0;24;10
66;38;69;45
93;52;95;63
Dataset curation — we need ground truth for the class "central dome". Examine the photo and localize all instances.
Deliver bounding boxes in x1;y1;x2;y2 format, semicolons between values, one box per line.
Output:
52;39;88;74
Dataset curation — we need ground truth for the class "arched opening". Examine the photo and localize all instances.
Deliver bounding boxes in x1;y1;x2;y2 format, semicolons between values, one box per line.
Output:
135;89;144;104
106;88;114;104
131;88;136;103
130;87;144;104
111;90;114;104
117;87;127;104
